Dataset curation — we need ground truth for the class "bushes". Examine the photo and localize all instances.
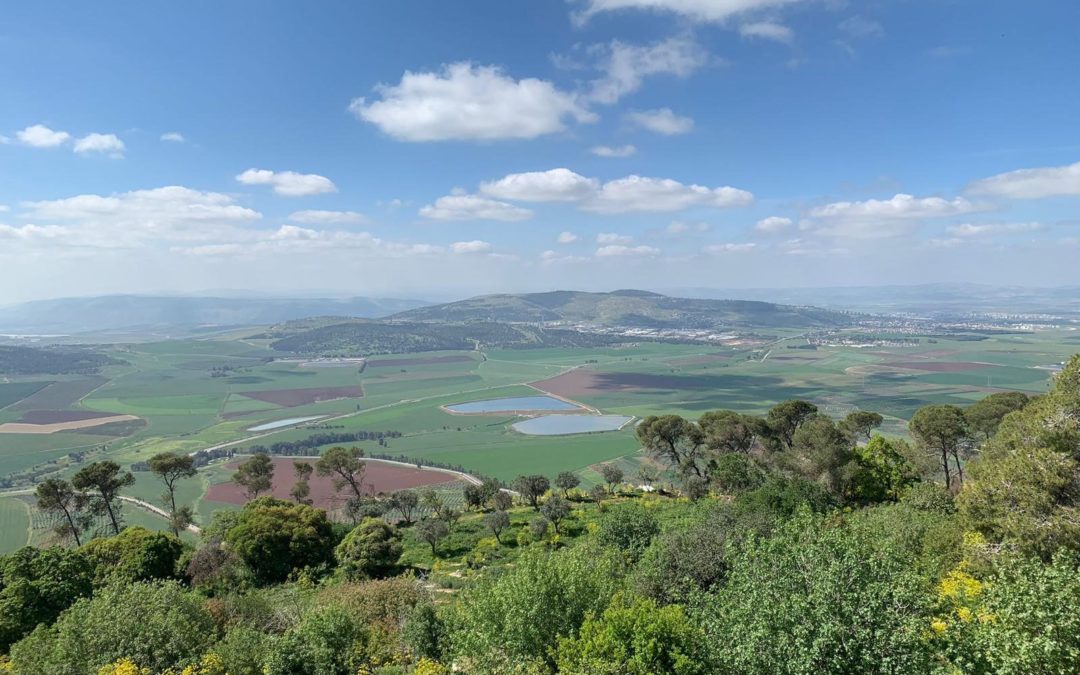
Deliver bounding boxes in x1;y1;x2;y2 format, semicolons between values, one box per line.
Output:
79;527;185;585
224;498;336;585
594;503;659;562
0;546;95;653
334;518;403;580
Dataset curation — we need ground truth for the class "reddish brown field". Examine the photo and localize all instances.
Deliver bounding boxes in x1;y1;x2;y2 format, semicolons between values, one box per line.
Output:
884;361;987;372
204;456;455;510
367;355;475;368
533;370;718;397
18;410;118;424
238;385;364;407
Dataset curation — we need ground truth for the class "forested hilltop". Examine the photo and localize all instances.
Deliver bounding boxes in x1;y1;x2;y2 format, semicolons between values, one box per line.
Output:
2;355;1079;674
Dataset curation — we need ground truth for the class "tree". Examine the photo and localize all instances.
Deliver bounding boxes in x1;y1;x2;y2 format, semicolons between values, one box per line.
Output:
71;460;134;535
840;410;884;443
34;478;90;546
492;490;513;511
699;410;760;455
555;471;581;498
421;488;447;518
316;445;366;499
847;435;917;504
600;464;624;491
589;484;607;505
513;474;550;511
484;510;511;544
786;415;856;498
223;497;336;585
335;518;403;580
530;516;551;542
233;453;275;500
910;405;970;490
463;483;484;511
710;453;765;495
441;506;462;532
290;461;313;504
265;606;364;675
965;392;1030;442
148;452;196;536
764;399;819;451
390;489;420;524
636;415;706;477
0;546;95;653
79;526;184;585
416;518;449;557
8;581;217;675
555;594;711;675
636;464;659;488
540;495;572;534
596;503;659;562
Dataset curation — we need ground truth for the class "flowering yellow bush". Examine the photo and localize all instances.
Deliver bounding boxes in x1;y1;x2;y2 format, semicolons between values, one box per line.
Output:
97;660;150;675
413;657;450;675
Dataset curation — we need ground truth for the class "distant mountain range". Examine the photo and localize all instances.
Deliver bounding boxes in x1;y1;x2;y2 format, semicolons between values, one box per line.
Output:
0;295;429;335
389;289;855;329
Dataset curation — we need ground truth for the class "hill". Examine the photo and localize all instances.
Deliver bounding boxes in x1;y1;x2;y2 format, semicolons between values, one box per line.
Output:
390;289;855;329
0;295;430;335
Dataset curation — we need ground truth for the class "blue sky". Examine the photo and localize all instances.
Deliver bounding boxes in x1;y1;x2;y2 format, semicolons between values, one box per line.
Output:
1;0;1079;303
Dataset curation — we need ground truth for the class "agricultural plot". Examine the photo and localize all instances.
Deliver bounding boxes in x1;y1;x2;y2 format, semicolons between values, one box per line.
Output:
0;496;31;552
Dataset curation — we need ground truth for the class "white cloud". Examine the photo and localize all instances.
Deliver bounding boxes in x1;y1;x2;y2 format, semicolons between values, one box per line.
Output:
739;21;794;43
480;168;598;202
966;161;1080;200
450;240;494;254
73;133;125;157
557;231;579;244
667;221;710;234
838;16;884;38
597;232;634;245
160;132;185;142
20;186;262;247
349;62;594;142
288;210;369;225
596;244;660;257
626;108;694;135
705;242;756;253
809;194;977;221
945;222;1042;237
574;0;807;25
0;224;69;241
587;35;709;105
236;169;337;197
16;124;70;148
584;175;753;213
754;216;793;233
419;194;533;222
590;144;637;158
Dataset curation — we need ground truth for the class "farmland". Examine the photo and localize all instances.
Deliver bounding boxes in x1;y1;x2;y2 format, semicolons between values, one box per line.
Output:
0;324;1077;552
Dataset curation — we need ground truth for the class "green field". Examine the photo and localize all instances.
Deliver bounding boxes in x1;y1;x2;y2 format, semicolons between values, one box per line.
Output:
1;327;1077;552
0;496;32;551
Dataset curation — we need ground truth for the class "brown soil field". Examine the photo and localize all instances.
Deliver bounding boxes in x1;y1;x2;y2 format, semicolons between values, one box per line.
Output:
0;414;140;435
367;355;476;368
533;370;717;397
204;456;456;509
19;410;119;424
884;361;987;372
239;385;364;407
9;377;108;411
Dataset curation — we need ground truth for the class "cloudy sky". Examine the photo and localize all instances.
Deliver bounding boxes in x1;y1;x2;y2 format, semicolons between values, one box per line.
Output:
2;1;1079;303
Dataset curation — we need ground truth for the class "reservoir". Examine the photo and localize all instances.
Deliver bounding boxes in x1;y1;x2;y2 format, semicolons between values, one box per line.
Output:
512;414;633;435
247;416;326;432
444;396;581;414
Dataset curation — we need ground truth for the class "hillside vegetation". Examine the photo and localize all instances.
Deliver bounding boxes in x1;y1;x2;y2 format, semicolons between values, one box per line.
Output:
391;289;855;329
0;345;119;376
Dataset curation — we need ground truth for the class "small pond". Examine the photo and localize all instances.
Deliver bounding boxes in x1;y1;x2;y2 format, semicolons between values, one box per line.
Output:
247;415;326;432
444;396;581;414
511;414;633;436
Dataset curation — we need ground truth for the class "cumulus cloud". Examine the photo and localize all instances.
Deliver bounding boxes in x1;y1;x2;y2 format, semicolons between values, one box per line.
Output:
0;224;69;241
573;0;807;25
590;144;637;158
16;124;70;148
73;133;125;157
480;168;599;202
584;175;753;213
349;63;594;142
586;35;709;105
754;216;793;233
419;194;533;222
625;108;694;135
945;222;1042;237
739;21;794;43
160;132;185;142
596;244;660;257
597;232;634;245
450;240;494;254
288;210;369;225
966;161;1080;200
705;242;756;253
236;169;337;197
557;231;579;244
809;194;977;221
667;221;710;234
